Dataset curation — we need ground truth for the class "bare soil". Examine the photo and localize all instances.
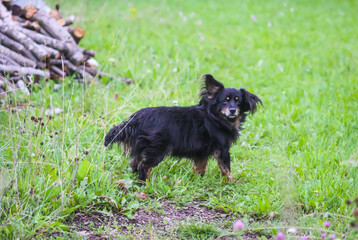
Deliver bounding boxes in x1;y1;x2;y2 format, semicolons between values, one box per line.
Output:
63;199;270;239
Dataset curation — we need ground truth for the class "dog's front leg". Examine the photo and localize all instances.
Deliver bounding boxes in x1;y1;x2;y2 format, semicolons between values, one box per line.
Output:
214;150;236;182
193;158;208;176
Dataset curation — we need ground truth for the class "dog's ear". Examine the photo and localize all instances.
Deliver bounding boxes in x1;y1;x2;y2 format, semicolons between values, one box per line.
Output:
200;74;224;99
239;88;262;114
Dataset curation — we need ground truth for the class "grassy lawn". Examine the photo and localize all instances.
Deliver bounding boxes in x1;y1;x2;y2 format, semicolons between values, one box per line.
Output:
1;0;358;239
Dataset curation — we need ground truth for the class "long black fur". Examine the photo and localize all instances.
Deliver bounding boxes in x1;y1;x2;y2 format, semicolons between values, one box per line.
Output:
104;74;262;182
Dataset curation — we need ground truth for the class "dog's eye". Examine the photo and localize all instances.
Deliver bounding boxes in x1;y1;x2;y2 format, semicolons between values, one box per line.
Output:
225;97;230;101
235;96;239;101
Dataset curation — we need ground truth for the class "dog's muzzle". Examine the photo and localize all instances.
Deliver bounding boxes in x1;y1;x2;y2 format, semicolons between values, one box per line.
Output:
223;107;239;119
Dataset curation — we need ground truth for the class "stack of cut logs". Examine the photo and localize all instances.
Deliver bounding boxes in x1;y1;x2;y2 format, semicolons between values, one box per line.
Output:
0;1;132;96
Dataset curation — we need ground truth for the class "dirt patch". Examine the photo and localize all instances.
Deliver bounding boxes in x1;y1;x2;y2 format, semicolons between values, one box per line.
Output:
64;199;270;239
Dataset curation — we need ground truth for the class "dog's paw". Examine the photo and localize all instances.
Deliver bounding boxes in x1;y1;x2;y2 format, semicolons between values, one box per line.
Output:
228;176;236;183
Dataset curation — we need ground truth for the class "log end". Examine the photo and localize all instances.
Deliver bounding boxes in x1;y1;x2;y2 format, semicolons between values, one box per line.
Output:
24;5;38;19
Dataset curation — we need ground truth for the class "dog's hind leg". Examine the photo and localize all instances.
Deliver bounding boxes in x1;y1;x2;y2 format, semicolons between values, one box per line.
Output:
137;152;165;183
193;158;208;176
130;157;139;173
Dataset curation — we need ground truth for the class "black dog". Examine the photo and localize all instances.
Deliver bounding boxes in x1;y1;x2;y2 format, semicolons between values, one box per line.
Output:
104;74;262;183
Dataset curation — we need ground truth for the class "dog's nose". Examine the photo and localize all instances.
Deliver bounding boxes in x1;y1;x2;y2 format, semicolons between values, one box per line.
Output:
229;108;236;114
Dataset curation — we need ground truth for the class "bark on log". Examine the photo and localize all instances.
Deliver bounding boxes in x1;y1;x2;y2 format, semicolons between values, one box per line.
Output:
12;15;26;23
0;1;12;21
11;5;23;17
50;65;65;79
0;87;6;96
18;28;86;67
50;59;77;72
0;54;20;66
0;64;50;78
17;27;67;51
2;0;12;10
0;45;37;68
9;75;24;83
76;65;95;81
0;20;49;61
0;31;37;61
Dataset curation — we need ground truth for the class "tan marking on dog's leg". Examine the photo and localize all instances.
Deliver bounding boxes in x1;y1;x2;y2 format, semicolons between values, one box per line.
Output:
214;152;236;183
146;168;152;179
193;160;208;176
130;158;137;169
216;162;234;182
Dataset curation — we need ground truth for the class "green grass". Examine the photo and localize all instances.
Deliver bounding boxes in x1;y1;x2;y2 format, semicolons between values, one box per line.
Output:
1;0;358;239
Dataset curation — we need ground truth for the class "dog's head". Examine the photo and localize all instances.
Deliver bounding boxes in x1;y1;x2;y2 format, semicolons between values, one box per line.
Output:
199;74;262;121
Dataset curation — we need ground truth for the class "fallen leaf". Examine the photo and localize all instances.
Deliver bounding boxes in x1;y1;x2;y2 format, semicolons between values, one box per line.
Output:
137;192;147;200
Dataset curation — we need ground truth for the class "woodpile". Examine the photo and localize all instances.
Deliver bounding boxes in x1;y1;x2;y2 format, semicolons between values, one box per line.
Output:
0;1;132;96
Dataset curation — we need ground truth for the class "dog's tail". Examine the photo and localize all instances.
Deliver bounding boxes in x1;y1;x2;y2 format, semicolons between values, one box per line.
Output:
104;121;136;147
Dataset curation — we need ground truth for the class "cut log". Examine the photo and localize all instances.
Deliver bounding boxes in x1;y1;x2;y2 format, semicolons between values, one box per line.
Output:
0;45;37;68
16;79;30;95
0;20;49;61
85;58;99;69
0;64;50;78
83;49;96;58
11;5;23;17
68;27;84;43
50;65;65;79
22;20;41;32
0;32;37;61
57;18;65;26
23;5;37;19
41;44;61;59
63;18;73;27
58;18;74;27
49;9;62;20
2;0;12;10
